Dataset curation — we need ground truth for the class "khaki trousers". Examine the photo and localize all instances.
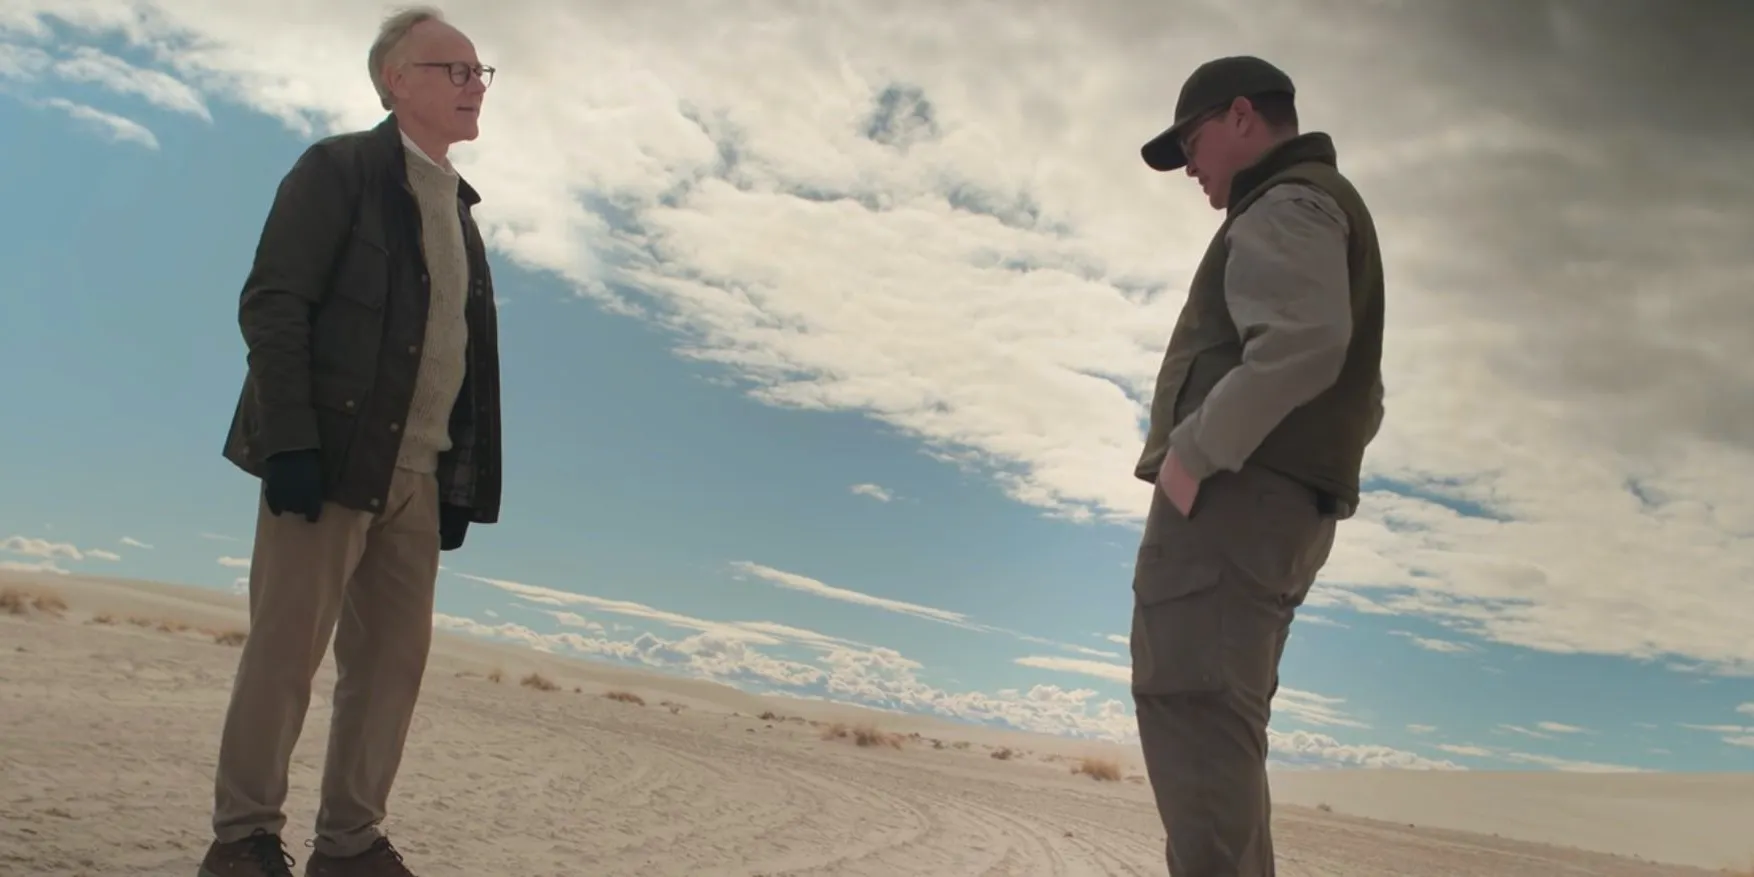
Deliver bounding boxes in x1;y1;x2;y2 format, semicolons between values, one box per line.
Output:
211;467;441;858
1129;464;1336;876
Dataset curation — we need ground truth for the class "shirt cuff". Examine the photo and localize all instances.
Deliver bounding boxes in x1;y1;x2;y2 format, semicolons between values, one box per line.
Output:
1168;418;1221;482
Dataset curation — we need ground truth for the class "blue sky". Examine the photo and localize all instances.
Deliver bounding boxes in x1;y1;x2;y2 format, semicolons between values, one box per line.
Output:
3;2;1752;774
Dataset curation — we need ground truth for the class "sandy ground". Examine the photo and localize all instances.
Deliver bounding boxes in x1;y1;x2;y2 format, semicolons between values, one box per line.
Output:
2;571;1750;877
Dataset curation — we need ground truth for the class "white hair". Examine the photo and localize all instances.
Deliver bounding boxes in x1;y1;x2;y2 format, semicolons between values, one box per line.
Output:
368;5;446;110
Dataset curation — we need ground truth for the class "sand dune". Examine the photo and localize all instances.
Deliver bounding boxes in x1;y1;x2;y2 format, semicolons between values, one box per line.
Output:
2;570;1748;876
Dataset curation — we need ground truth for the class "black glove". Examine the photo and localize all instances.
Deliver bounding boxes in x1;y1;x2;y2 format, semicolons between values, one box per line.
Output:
263;449;324;522
439;502;471;551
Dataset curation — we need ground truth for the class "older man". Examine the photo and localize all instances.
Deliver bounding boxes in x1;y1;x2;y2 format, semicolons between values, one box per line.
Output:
198;7;502;877
1129;56;1385;875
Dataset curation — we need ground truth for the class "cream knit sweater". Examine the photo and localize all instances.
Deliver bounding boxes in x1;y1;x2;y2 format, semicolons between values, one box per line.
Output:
395;136;471;475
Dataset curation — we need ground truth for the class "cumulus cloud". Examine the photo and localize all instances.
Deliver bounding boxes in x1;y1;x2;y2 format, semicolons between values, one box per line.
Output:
5;0;1750;764
49;45;211;119
119;537;153;550
2;534;123;568
216;556;250;569
0;0;1740;681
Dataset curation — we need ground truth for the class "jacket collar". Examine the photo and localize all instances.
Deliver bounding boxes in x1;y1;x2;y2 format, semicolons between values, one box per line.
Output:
372;112;482;206
1226;131;1336;212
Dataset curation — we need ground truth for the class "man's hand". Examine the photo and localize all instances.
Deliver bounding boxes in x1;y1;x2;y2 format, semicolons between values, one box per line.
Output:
439;503;471;551
263;450;324;522
1157;449;1201;518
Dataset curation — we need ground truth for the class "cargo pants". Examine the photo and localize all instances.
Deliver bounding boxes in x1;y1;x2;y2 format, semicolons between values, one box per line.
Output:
1130;463;1337;876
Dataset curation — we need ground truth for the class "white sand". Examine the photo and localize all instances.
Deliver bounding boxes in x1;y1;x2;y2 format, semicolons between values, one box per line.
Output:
2;570;1748;876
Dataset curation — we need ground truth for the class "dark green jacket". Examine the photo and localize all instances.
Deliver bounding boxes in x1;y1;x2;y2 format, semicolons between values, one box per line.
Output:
222;113;503;524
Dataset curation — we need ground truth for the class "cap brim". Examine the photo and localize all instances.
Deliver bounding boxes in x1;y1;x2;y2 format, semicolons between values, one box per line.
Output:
1140;122;1190;172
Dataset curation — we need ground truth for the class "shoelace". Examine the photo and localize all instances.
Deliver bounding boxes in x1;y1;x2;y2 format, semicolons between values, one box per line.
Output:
246;829;297;876
369;838;412;874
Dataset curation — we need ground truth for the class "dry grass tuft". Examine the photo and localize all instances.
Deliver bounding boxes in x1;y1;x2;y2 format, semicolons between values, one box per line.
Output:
1;587;67;617
820;722;903;749
1071;756;1123;782
89;613;116;625
485;667;503;684
156;619;189;634
520;672;559;692
990;746;1017;760
212;629;248;647
603;690;645;706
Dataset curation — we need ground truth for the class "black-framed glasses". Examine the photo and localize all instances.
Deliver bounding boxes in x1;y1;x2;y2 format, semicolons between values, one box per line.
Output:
412;61;494;88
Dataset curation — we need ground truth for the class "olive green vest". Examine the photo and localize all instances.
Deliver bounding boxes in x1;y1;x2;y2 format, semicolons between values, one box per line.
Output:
1133;132;1384;507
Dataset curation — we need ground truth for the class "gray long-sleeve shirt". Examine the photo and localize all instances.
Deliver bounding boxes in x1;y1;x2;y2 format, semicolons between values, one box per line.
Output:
1167;182;1385;483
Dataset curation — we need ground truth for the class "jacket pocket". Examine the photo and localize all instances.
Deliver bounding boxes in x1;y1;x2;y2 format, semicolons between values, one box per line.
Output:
330;231;389;310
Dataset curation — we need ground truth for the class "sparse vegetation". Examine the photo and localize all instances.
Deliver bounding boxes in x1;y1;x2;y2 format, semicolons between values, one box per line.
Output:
820;722;903;749
485;667;503;684
1;587;66;617
1317;802;1333;813
520;672;559;692
5;586;250;649
990;746;1017;761
1071;756;1122;782
604;690;645;706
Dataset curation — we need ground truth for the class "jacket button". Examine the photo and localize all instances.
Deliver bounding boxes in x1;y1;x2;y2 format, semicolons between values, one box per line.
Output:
345;400;356;409
408;344;418;354
389;422;400;432
370;498;380;508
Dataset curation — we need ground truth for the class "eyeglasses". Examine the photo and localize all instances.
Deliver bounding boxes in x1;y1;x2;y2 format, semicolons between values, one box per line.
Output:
1177;104;1232;159
411;61;495;88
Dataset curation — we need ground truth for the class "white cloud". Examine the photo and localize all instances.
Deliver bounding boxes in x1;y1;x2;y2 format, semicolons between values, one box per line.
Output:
849;483;894;502
1677;704;1754;750
1437;743;1492;757
0;559;68;575
1535;721;1592;735
3;0;1749;766
50;46;211;119
2;535;120;566
1406;724;1437;734
2;536;84;560
1497;723;1555;740
728;560;969;626
39;97;158;148
1390;630;1479;654
0;0;1736;681
216;556;250;569
119;537;153;550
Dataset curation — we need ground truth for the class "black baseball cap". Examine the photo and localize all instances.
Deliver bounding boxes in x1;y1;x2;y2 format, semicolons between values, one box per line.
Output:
1140;55;1296;172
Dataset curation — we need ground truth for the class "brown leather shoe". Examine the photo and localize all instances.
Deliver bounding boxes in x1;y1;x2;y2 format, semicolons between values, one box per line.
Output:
304;838;417;877
196;828;297;877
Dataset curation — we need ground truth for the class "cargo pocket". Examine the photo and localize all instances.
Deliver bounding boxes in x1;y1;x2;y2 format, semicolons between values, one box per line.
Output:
1130;555;1229;697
